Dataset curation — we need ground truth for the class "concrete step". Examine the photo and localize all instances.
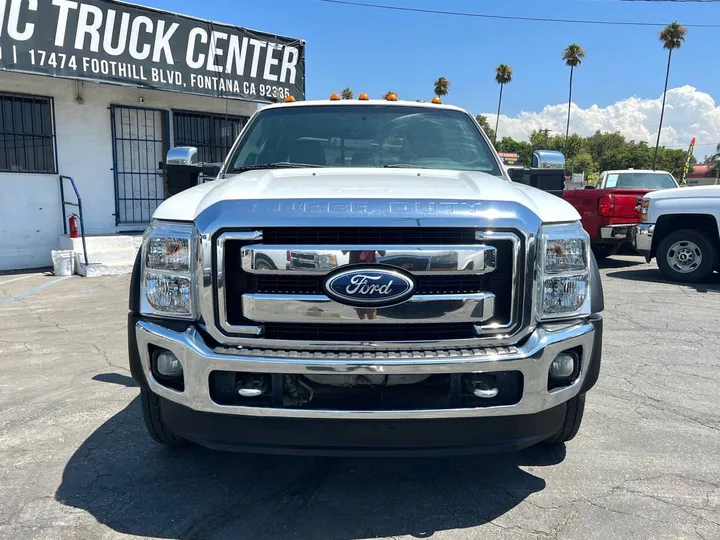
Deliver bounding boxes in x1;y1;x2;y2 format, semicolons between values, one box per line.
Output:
58;234;142;276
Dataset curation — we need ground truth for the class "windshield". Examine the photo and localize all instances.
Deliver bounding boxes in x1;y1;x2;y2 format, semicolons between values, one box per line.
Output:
606;172;677;190
227;105;502;176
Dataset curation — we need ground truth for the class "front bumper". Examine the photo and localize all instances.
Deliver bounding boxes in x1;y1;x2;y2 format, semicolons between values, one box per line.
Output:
632;223;654;261
133;318;599;420
599;224;634;242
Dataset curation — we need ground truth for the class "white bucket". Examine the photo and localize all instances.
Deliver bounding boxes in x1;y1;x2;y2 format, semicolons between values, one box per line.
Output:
51;250;75;276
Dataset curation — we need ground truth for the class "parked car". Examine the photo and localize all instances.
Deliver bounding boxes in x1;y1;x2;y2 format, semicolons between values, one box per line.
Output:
564;169;678;260
633;185;720;282
128;96;604;455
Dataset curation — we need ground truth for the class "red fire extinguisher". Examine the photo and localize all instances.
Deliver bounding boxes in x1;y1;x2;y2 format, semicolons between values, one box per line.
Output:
68;215;79;239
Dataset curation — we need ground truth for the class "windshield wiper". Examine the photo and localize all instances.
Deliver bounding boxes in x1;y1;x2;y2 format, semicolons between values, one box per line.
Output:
229;162;324;173
382;164;430;169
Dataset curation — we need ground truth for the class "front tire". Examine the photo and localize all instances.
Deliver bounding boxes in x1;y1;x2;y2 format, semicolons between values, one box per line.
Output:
141;390;186;446
657;229;717;283
545;394;585;444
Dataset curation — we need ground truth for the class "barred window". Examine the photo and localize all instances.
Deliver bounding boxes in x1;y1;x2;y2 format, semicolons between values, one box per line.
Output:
173;110;248;164
0;93;56;174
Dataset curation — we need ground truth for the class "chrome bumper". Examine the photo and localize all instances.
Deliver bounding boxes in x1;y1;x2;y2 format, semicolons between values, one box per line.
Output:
135;319;597;420
633;223;654;258
599;224;634;240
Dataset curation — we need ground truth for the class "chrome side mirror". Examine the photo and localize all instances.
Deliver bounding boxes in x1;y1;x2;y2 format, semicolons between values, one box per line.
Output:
165;147;203;196
532;150;566;170
167;147;200;167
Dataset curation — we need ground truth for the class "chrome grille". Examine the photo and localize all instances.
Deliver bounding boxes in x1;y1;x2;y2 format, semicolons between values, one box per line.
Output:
217;228;522;345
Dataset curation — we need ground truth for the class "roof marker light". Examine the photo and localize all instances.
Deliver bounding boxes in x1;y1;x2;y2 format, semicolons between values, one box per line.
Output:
285;95;296;102
432;97;442;104
330;93;341;100
358;93;370;100
386;93;398;101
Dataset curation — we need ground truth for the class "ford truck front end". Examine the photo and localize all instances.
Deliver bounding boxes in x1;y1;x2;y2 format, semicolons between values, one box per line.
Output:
128;99;604;455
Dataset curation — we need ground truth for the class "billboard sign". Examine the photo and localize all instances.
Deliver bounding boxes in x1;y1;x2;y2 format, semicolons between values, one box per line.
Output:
498;152;519;166
0;0;306;102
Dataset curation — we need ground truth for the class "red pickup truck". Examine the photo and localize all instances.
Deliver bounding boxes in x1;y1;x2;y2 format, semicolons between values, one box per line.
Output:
564;169;678;260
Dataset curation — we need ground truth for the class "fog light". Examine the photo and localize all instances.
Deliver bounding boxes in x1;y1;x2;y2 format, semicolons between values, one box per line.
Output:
550;352;576;379
155;350;183;377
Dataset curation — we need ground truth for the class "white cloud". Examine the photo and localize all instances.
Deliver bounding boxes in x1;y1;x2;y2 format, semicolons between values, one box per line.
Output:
484;85;720;156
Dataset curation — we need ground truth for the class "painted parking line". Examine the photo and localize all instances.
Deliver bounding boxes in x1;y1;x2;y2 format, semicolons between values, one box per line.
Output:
0;274;38;286
0;276;72;305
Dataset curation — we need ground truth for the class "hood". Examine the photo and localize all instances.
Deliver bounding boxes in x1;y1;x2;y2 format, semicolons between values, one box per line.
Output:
153;167;579;224
645;185;720;201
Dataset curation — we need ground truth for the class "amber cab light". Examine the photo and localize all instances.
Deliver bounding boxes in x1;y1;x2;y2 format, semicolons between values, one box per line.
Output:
358;93;370;100
285;95;296;102
431;97;442;104
598;194;615;217
386;93;398;101
329;93;341;101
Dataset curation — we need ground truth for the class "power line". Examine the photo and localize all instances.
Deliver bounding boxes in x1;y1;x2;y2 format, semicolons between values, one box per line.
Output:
313;0;720;27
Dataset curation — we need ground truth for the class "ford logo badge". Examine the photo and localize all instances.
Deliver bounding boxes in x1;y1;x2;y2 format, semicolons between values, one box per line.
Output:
323;266;416;307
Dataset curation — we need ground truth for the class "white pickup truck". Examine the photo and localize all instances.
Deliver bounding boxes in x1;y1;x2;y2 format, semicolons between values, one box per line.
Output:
634;185;720;282
128;97;604;455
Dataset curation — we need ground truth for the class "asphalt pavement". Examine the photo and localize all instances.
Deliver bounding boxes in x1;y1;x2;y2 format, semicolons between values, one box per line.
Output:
1;256;719;540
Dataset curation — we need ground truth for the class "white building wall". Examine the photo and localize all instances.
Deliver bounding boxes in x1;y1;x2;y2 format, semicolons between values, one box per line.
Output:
0;71;257;270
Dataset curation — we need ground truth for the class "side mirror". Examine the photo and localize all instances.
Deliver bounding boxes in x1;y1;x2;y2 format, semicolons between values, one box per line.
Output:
513;150;567;198
165;147;221;196
167;146;200;167
531;150;566;170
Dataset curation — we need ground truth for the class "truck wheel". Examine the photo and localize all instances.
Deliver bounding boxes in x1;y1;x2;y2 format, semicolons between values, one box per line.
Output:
141;390;187;446
591;244;618;261
657;229;717;283
545;394;585;444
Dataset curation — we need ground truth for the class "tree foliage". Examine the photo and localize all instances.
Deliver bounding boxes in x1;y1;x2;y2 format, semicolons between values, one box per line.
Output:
475;114;496;142
341;87;354;100
659;21;687;51
495;64;513;85
494;130;692;178
433;77;451;97
562;44;585;68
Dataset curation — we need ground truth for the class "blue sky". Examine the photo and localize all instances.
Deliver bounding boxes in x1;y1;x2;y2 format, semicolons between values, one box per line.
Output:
143;0;720;151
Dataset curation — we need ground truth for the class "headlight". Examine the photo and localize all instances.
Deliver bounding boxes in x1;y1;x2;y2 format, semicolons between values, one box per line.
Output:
318;253;338;269
141;221;196;319
537;222;591;321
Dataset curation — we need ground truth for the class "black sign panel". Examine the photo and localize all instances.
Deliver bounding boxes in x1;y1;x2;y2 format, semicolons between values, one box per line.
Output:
0;0;305;102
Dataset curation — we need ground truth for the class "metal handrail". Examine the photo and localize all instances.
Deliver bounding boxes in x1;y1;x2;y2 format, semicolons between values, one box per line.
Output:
59;175;89;267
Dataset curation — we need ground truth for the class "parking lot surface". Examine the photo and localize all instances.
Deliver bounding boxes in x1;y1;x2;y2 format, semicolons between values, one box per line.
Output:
1;257;719;540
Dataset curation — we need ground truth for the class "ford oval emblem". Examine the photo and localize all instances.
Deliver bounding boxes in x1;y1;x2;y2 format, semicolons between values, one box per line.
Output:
323;266;416;307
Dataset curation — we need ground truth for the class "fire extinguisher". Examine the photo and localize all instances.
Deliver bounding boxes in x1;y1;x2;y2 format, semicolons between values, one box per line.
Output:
68;214;79;239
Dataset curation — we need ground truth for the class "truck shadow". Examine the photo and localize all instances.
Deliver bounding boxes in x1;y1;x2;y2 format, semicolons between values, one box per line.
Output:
606;268;720;293
55;397;560;540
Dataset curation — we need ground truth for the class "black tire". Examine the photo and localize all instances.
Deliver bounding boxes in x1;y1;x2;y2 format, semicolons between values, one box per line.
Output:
591;243;618;261
141;390;187;446
545;394;585;444
656;229;717;283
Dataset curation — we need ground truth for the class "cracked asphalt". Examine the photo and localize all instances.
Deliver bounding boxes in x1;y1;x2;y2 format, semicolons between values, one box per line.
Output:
1;256;719;540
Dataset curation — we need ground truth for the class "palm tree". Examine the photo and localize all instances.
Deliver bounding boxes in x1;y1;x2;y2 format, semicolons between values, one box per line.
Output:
433;77;451;98
341;87;354;100
493;64;513;145
562;44;585;151
653;22;687;169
